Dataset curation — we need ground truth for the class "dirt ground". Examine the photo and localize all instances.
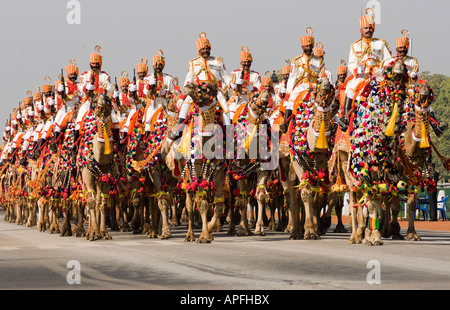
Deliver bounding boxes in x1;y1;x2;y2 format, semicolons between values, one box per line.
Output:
333;215;450;232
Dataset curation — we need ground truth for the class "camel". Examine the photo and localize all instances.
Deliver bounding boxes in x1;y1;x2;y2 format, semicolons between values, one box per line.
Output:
286;77;336;240
79;94;116;241
346;59;410;245
131;91;183;239
227;88;272;236
394;81;447;241
172;82;228;243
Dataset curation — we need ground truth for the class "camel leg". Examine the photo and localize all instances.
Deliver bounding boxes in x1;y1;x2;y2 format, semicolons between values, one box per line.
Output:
98;195;111;240
84;192;100;241
142;195;152;236
301;187;320;240
130;191;143;234
364;198;383;246
197;198;213;243
208;171;225;234
49;203;61;234
333;198;348;233
74;203;86;237
184;193;195;242
60;207;72;237
253;171;267;236
389;196;404;240
348;191;364;244
26;201;37;227
157;196;172;239
148;169;172;239
37;198;46;232
235;179;251;236
406;195;421;241
321;191;335;234
15;202;23;225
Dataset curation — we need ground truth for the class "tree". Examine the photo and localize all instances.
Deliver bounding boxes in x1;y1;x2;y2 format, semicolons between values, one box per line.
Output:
420;71;450;181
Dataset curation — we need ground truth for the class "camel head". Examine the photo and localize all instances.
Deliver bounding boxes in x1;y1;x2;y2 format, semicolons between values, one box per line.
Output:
93;94;112;119
392;59;407;83
314;77;334;108
196;82;217;107
416;82;433;109
249;89;270;121
166;91;181;114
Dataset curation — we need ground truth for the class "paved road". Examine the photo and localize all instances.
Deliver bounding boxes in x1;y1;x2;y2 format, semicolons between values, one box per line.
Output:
1;210;450;293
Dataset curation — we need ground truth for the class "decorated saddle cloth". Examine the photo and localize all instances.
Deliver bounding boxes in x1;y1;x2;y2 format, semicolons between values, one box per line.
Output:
126;107;168;175
288;92;315;161
348;78;413;195
231;102;270;160
178;102;225;161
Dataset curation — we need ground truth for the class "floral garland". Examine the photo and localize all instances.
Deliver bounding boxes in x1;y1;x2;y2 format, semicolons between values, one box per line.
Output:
348;75;425;197
177;104;227;195
76;113;96;169
125;124;142;176
60;122;76;171
289;98;315;160
143;112;168;169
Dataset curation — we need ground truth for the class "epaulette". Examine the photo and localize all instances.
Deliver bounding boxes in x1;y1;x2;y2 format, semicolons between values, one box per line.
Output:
81;71;88;76
292;55;302;63
189;56;201;64
352;39;362;45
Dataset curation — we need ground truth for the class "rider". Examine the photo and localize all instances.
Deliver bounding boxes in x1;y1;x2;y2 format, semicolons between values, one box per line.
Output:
169;32;232;140
338;9;393;132
274;64;291;108
228;46;262;120
143;50;175;138
313;43;333;84
76;46;115;145
395;30;447;137
280;27;326;133
120;59;150;147
52;60;85;152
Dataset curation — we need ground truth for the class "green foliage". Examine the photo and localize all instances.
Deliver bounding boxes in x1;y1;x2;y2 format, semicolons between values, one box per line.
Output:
420;71;450;181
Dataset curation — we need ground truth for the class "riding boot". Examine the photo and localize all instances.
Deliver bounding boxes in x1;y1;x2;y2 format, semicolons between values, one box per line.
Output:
71;130;79;155
27;142;36;159
430;110;448;138
8;148;16;164
50;131;60;153
279;109;292;134
337;97;353;132
119;132;127;151
113;128;120;143
19;151;28;167
34;138;46;158
168;118;186;141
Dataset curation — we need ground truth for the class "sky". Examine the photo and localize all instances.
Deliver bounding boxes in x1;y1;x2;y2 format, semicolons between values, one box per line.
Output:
0;0;449;134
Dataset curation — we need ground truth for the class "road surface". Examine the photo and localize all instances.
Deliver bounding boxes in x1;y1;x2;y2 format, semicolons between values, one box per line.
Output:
1;210;450;294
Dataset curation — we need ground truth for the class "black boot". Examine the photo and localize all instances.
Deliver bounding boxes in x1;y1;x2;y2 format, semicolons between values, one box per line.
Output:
71;130;80;155
338;97;353;132
168;118;186;140
279;109;292;134
34;138;46;158
50;131;60;153
430;110;448;138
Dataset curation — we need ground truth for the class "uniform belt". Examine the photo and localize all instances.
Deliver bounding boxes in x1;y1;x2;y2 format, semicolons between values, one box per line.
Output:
302;77;318;83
